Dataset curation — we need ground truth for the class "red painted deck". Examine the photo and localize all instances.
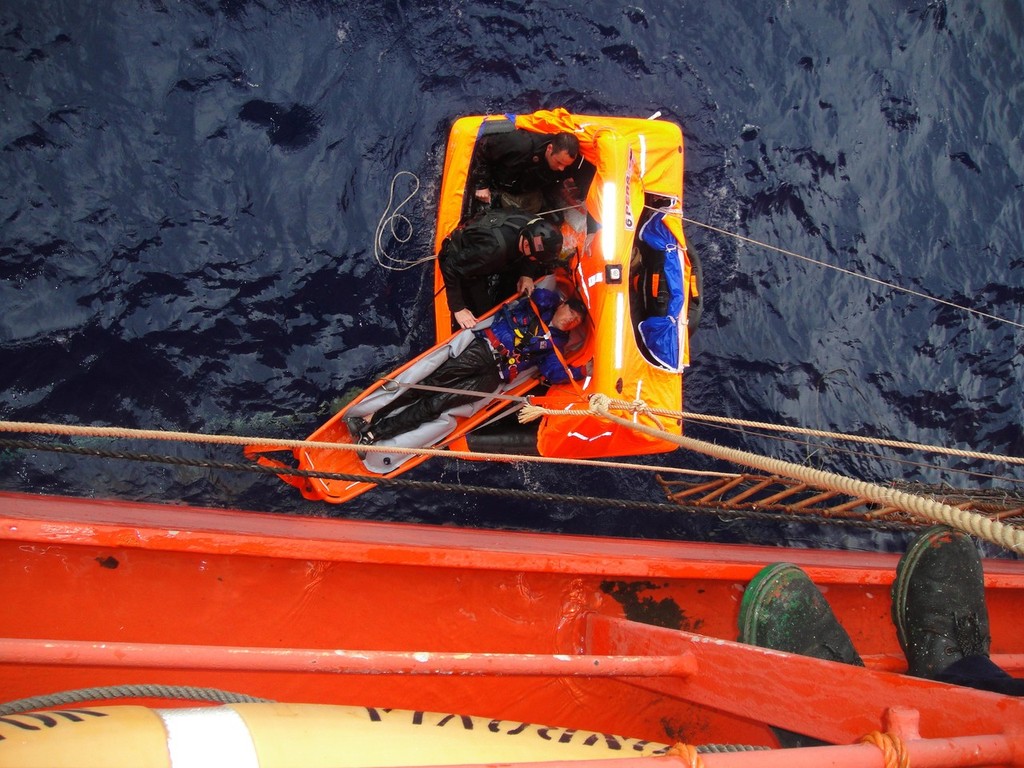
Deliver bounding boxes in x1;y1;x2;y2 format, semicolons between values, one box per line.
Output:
2;491;1023;765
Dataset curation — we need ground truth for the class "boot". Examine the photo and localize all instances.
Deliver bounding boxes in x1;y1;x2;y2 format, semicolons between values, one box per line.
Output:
739;563;863;749
891;526;991;679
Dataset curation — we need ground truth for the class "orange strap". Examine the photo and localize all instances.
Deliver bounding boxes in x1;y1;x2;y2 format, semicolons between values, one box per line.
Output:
528;296;585;398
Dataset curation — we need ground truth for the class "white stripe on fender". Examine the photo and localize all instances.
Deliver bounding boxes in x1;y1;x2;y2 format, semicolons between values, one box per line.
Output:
159;707;260;768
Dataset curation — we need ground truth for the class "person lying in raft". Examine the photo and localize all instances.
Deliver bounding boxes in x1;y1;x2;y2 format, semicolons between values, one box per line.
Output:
349;289;587;447
470;129;580;213
440;208;564;330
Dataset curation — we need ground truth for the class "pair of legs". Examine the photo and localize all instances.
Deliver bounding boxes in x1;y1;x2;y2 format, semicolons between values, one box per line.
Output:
739;527;1022;741
355;337;501;445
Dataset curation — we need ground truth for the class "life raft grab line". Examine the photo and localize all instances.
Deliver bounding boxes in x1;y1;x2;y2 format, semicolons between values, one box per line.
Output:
674;213;1024;332
564;394;1024;556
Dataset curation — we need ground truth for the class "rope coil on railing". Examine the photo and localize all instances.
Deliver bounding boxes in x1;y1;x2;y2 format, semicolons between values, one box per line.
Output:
665;743;707;768
858;731;910;768
0;684;271;716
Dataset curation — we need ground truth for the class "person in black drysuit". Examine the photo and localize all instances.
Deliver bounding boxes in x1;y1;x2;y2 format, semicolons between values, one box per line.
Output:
351;289;587;446
470;130;580;213
439;208;563;330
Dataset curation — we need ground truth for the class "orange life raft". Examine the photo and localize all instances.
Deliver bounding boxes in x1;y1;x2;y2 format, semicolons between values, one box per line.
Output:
248;110;699;503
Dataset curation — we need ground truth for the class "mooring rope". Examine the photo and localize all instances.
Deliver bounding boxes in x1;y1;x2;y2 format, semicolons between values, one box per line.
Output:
533;403;1024;468
703;420;1024;487
0;421;725;479
0;685;271;716
572;394;1024;555
676;214;1024;332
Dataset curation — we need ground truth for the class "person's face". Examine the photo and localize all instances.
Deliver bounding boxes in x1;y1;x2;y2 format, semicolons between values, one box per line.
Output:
545;145;576;172
552;303;583;331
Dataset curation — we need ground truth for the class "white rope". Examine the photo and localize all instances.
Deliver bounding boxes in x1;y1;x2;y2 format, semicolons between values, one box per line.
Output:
374;171;433;271
0;420;727;479
587;395;1024;555
657;408;1024;467
674;214;1024;332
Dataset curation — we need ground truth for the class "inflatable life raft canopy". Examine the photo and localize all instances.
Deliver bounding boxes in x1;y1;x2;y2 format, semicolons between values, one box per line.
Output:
433;109;697;460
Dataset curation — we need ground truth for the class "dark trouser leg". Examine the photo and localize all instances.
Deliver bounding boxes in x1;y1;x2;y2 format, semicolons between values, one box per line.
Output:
370;338;501;442
448;279;498;332
462;278;497;318
937;655;1024;696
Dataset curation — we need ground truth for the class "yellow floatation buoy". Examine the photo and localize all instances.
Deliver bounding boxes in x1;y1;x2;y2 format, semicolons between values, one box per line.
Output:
0;703;670;767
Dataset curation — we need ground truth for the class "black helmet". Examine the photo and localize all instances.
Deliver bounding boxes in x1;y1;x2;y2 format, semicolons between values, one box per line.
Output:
520;217;563;264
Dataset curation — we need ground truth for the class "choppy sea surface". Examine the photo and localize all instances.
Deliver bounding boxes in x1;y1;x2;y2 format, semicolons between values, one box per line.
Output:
2;1;1022;551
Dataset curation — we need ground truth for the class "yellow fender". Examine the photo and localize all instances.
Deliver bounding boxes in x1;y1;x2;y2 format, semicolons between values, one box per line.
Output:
1;703;669;767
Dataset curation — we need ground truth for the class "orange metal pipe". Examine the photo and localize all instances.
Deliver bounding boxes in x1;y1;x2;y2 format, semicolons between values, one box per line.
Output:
862;652;1024;674
0;638;697;677
585;614;1024;746
395;733;1020;768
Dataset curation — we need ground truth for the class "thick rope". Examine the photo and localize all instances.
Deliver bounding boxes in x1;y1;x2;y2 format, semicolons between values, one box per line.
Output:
585;394;1024;555
858;731;910;768
658;407;1024;467
521;401;1024;468
0;421;723;479
0;684;271;715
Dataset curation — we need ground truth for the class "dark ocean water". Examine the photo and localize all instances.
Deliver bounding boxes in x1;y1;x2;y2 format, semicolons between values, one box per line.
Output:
2;1;1022;550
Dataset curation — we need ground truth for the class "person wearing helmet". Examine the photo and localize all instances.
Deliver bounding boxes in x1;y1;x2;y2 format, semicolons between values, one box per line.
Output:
438;207;564;330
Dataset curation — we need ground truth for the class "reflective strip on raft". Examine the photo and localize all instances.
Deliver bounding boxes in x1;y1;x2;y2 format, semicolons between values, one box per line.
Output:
159;707;260;768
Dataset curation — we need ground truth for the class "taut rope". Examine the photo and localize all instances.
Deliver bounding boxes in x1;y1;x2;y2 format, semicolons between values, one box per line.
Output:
677;214;1024;332
520;401;1024;468
0;420;722;479
568;394;1024;555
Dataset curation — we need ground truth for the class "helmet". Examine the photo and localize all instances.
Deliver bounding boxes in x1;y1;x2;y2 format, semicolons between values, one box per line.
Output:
520;218;563;264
